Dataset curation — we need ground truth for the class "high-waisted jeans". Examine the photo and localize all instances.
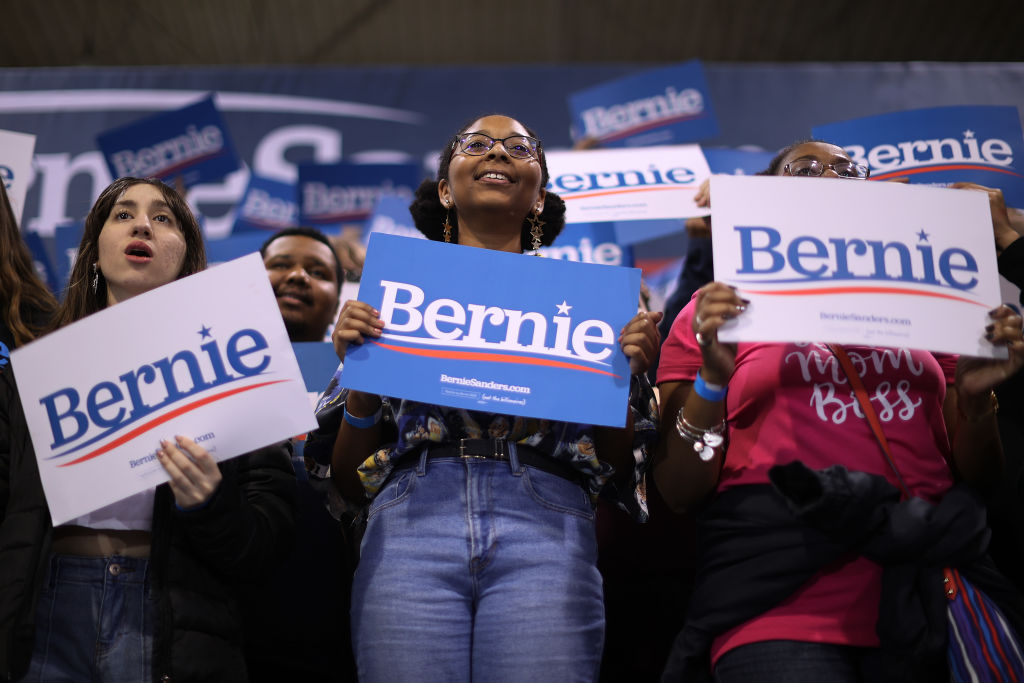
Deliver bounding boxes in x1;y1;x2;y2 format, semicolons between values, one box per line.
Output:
23;554;155;682
351;446;605;683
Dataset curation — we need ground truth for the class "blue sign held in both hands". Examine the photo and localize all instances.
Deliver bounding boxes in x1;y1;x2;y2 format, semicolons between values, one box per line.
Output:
96;95;241;188
813;106;1024;208
568;60;720;148
341;233;641;428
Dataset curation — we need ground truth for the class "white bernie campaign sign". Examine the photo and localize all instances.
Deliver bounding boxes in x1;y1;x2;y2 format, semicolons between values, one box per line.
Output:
710;175;1004;358
544;145;711;224
12;253;317;525
0;128;36;223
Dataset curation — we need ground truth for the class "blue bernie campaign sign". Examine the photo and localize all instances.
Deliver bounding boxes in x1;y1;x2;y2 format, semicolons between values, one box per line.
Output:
541;223;633;267
95;95;241;188
22;230;59;294
292;342;340;393
612;218;686;246
568;60;719;148
54;222;84;294
703;148;776;176
204;232;270;267
608;147;772;246
341;233;642;428
232;175;299;234
813;106;1024;208
298;162;420;231
363;193;423;245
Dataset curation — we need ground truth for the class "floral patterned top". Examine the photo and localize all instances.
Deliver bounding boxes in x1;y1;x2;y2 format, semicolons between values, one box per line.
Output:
305;365;659;522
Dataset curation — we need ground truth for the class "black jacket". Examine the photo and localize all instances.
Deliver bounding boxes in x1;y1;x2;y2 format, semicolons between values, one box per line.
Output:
661;463;1024;683
0;365;296;682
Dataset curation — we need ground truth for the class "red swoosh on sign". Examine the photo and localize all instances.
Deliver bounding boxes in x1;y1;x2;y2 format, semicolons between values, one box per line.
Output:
57;379;290;467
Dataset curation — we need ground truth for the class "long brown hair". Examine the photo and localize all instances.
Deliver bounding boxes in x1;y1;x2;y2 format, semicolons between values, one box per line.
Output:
51;177;206;329
0;182;57;346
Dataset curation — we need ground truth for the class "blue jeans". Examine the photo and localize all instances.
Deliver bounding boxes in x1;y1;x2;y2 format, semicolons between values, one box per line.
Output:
23;554;155;682
351;446;605;683
713;640;870;683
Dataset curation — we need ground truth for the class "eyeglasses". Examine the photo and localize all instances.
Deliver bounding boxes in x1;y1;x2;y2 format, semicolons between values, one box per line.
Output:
784;158;870;179
454;132;541;160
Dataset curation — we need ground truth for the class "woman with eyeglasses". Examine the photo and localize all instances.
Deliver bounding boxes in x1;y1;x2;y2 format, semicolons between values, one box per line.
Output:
316;114;661;682
654;140;1024;682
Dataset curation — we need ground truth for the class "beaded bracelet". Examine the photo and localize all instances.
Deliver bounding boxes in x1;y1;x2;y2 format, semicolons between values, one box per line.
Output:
344;404;382;429
693;370;728;402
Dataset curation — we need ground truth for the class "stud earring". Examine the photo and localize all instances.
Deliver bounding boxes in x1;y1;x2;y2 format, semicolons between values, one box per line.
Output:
91;263;100;294
527;209;544;251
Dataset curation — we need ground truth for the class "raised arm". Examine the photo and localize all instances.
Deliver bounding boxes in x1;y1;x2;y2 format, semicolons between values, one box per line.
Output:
653;283;748;513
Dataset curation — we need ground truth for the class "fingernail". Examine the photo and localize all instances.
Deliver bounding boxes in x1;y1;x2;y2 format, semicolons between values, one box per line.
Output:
985;331;995;341
989;307;1002;316
741;298;751;305
985;324;995;333
736;304;747;313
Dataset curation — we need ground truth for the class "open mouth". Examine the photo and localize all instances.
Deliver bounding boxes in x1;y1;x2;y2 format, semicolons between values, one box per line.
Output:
124;241;153;262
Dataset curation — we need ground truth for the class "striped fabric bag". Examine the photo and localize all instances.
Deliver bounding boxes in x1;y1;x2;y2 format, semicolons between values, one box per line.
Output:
946;568;1024;682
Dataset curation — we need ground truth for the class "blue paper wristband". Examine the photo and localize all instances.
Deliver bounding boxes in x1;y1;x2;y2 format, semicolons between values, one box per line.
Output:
693;371;728;402
344;404;382;429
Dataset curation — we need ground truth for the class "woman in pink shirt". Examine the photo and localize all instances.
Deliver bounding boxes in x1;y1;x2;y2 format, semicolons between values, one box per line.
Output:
655;141;1024;682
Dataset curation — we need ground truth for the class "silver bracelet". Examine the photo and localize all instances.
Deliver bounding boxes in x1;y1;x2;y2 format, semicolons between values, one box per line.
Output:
675;406;726;462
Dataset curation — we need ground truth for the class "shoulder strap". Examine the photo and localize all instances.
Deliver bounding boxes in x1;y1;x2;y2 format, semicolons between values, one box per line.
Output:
827;343;912;499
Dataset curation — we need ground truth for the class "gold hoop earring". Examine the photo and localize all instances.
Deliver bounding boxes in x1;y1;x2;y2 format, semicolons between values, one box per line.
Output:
527;209;544;251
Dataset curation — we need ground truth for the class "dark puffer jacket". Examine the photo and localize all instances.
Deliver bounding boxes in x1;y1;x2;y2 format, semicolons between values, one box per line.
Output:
0;365;296;682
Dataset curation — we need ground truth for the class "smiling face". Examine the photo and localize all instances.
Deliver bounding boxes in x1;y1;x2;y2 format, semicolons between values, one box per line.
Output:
96;183;187;306
438;115;546;248
263;234;340;341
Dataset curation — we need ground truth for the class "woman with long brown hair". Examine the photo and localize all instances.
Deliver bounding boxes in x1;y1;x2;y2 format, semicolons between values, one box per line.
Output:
0;181;56;351
0;177;294;682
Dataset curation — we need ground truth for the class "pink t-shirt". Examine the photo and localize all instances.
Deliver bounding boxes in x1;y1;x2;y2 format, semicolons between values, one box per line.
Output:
658;298;956;662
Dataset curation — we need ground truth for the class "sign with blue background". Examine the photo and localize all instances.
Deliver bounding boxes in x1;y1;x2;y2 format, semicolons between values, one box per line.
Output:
96;95;241;188
342;233;641;427
298;162;420;231
568;60;719;148
703;147;776;175
363;193;423;244
232;174;299;233
540;222;633;267
813;106;1024;208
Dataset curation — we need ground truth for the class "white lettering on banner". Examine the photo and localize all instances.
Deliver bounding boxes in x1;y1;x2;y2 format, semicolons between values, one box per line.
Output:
580;87;704;139
27;152;112;236
302;181;412;219
241;188;298;225
110;125;224;178
845;130;1014;174
541;238;623;265
253;125;342;183
549;165;696;195
377;280;615;364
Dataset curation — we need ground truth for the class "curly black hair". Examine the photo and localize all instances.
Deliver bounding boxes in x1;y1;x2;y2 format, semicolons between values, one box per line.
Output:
408;115;566;251
759;138;835;176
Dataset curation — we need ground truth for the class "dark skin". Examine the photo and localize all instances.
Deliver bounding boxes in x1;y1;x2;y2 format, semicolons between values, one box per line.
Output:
330;115;661;502
654;143;1024;512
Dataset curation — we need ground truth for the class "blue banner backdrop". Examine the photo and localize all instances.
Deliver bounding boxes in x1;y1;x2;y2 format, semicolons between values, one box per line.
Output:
2;63;1022;264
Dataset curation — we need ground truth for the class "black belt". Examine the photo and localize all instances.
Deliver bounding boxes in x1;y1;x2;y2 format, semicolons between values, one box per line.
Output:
394;438;583;486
